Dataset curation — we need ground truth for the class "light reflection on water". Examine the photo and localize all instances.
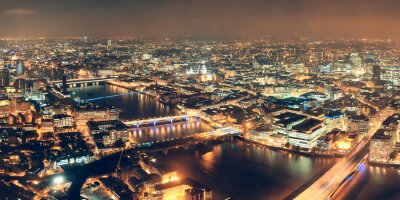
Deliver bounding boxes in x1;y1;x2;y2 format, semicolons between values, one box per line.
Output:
70;84;179;120
128;121;211;144
72;84;400;200
333;163;400;200
72;84;213;143
156;140;336;200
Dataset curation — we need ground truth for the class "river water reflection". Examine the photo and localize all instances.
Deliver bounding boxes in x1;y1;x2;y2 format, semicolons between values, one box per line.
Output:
333;163;400;200
128;120;212;144
72;84;399;200
70;84;179;120
155;141;336;200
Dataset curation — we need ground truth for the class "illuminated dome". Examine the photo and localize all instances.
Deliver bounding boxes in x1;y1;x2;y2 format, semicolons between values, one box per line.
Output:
186;62;208;75
199;64;208;74
186;66;195;75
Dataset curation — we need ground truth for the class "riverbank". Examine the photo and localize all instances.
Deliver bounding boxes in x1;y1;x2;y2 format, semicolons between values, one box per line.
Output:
154;139;337;200
106;80;171;106
368;160;400;168
71;84;179;120
236;136;338;158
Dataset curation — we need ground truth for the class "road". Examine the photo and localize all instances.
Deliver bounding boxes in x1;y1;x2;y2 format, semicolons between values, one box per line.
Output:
296;80;391;200
295;108;393;200
294;140;369;200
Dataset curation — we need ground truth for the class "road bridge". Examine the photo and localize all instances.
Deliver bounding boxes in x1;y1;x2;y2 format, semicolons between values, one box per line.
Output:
51;77;116;88
123;115;199;127
292;108;393;200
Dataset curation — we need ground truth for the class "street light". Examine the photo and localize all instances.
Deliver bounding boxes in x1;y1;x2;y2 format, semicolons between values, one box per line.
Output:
242;121;252;138
246;122;251;128
53;175;65;185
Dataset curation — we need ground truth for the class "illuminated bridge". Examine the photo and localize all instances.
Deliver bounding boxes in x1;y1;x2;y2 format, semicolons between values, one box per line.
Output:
143;127;242;154
123;115;200;127
291;143;368;200
51;77;116;88
291;108;393;200
84;90;148;102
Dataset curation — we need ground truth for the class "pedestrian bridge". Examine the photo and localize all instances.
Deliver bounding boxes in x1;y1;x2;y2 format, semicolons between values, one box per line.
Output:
84;89;148;102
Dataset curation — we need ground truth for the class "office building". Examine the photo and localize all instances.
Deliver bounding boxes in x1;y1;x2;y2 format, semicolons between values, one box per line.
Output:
62;75;68;95
53;114;74;128
0;69;10;87
369;129;395;163
149;178;212;200
286;118;327;149
372;65;381;81
382;66;400;85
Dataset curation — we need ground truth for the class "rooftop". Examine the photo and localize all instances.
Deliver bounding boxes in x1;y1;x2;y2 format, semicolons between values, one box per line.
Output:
274;112;307;126
292;118;324;133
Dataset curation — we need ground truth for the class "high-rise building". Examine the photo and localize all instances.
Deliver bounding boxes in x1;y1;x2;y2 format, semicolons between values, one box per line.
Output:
350;53;363;76
63;43;69;51
62;75;68;94
372;65;381;81
13;78;27;92
16;62;24;75
369;129;394;163
0;69;10;87
382;66;400;86
107;39;112;47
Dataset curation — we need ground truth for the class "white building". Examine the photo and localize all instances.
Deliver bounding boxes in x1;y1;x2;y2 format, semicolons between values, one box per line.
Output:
382;66;400;86
286;119;327;149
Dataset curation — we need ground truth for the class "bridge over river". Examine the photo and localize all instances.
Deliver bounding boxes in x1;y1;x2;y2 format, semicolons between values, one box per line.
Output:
289;107;394;200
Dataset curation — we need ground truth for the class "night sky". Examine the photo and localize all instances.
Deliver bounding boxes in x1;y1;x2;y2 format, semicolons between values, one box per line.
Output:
1;0;400;38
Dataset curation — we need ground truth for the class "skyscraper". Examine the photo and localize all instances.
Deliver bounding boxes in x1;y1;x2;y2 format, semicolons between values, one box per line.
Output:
0;69;10;87
16;62;24;75
372;65;381;81
62;75;68;94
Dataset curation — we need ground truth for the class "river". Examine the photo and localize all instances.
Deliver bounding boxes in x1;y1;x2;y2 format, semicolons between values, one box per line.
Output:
333;163;400;200
71;84;400;200
70;84;179;120
155;141;335;200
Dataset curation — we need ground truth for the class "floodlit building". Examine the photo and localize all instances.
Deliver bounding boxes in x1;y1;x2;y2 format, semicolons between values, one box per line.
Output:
247;129;287;147
382;66;400;86
53;114;74;128
287;118;327;150
347;115;369;136
369;129;395;163
335;133;359;154
325;111;347;131
149;178;212;200
73;103;119;127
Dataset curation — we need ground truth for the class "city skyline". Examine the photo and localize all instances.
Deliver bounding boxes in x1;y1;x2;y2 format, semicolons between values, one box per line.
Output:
2;0;400;39
1;1;400;200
